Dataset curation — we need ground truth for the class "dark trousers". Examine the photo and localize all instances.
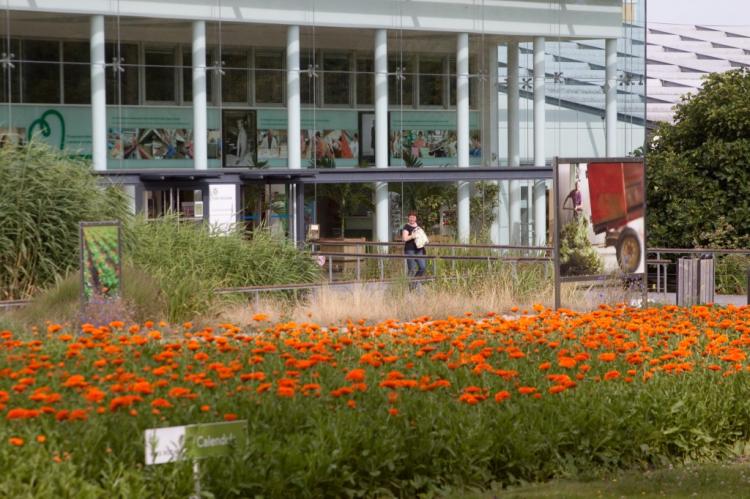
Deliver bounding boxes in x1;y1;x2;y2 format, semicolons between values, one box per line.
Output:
405;248;426;277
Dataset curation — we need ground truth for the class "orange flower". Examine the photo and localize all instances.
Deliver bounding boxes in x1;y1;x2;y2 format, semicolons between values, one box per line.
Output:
84;387;106;404
151;398;173;409
223;413;238;421
517;386;537;395
604;370;621;380
344;369;366;382
388;408;399;416
62;374;87;389
558;356;577;369
347;399;357;409
36;435;46;444
252;313;270;322
598;352;617;362
494;390;511;403
9;437;24;447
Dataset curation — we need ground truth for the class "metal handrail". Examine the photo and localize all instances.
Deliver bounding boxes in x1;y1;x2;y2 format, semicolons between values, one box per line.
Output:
308;239;552;252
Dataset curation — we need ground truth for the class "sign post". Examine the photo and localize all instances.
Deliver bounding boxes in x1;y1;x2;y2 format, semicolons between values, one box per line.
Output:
145;420;247;497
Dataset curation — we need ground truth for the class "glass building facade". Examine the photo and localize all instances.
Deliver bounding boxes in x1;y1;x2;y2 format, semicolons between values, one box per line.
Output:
0;0;646;245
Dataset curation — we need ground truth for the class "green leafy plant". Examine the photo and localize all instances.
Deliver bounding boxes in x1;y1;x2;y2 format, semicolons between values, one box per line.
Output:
559;216;604;276
0;141;130;300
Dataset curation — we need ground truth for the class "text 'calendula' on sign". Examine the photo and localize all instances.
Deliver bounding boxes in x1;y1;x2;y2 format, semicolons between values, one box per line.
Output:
145;420;247;465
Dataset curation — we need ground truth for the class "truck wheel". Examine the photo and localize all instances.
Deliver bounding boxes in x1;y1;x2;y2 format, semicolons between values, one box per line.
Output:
616;227;641;273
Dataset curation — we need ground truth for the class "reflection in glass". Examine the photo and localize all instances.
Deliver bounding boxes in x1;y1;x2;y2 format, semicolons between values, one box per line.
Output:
389;55;413;106
221;51;249;103
255;51;284;104
0;38;20;103
322;52;350;105
144;47;176;102
21;40;60;103
106;43;138;105
356;56;373;106
63;41;90;104
419;56;444;107
182;49;213;103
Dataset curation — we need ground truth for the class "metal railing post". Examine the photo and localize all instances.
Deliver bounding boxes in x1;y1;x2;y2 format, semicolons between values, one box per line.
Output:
328;256;333;282
356;255;361;281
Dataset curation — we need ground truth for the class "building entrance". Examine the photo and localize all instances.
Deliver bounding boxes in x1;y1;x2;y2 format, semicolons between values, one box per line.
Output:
144;187;204;221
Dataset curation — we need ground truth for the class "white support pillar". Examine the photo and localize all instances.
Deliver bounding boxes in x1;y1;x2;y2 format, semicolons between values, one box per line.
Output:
192;21;207;170
486;44;502;244
533;36;547;247
605;37;618;157
507;41;520;245
287;26;301;170
90;15;106;172
457;32;470;243
374;29;389;245
287;26;302;243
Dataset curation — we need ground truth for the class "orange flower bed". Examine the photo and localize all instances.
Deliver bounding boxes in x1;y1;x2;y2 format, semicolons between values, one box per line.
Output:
2;303;750;496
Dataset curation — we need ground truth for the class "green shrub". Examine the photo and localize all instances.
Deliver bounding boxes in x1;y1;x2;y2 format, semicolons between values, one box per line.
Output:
715;254;750;295
560;216;604;276
126;216;320;322
0;141;130;300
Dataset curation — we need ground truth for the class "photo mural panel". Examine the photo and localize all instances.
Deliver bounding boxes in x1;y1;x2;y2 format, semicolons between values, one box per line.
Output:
556;159;645;279
79;222;122;302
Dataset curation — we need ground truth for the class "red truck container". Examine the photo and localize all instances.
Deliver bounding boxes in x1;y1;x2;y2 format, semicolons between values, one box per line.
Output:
586;161;645;273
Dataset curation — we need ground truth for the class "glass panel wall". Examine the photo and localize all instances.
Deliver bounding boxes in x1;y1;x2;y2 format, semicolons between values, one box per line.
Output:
0;2;646;245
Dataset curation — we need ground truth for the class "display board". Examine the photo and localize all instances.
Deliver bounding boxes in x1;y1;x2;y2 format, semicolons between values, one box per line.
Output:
79;221;122;303
553;157;646;308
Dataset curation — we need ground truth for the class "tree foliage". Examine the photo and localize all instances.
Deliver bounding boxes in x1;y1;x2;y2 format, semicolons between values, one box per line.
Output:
646;68;750;248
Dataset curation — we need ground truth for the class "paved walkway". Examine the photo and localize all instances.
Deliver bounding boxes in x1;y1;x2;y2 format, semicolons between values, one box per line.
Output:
648;293;748;307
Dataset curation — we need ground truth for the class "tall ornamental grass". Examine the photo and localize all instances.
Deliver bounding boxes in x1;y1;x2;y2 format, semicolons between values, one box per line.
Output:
0;142;130;300
126;215;321;322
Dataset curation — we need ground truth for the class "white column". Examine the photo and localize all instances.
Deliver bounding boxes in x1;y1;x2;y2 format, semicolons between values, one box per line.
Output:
456;32;470;243
287;26;301;170
90;15;106;172
533;37;547;247
507;41;520;245
192;21;207;170
374;29;389;245
605;37;618;157
486;44;502;244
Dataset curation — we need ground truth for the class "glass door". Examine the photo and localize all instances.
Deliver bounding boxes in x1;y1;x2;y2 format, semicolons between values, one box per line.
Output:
144;187;204;221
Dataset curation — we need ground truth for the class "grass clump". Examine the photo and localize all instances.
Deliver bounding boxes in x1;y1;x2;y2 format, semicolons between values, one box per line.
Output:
0;141;130;300
127;215;320;322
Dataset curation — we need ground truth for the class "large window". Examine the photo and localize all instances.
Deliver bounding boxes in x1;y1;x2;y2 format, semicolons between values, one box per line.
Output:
322;52;350;105
388;55;414;106
106;43;139;105
0;38;20;103
63;41;90;104
300;52;318;105
221;50;249;104
419;56;445;107
254;51;284;104
144;47;176;102
182;48;214;104
355;55;373;106
21;40;60;103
